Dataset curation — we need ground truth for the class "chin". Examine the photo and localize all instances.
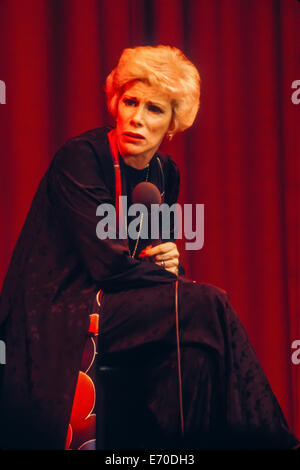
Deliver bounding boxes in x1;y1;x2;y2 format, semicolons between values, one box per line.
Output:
120;143;146;156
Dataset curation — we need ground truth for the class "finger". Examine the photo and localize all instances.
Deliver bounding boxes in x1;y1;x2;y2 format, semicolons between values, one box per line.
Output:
155;261;178;276
154;249;179;262
154;245;179;260
167;266;179;276
154;258;178;269
141;242;176;257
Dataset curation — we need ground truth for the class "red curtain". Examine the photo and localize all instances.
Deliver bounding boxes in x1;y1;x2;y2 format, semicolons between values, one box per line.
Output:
0;0;299;438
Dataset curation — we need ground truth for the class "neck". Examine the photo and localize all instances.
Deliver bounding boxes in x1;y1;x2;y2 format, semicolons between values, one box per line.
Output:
108;129;155;170
121;154;152;169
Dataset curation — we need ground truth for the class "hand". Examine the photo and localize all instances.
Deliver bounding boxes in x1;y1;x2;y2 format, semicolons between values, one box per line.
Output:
138;242;179;276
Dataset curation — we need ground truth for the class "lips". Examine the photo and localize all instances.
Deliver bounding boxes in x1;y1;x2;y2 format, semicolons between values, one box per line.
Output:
124;132;145;140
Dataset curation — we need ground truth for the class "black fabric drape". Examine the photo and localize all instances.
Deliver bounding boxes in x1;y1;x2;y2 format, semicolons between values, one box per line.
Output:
0;127;180;448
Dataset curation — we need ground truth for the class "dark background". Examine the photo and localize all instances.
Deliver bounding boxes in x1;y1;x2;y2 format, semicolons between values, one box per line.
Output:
0;0;299;437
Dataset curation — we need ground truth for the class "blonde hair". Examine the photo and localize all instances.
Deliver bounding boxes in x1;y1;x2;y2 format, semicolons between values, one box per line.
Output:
105;45;201;136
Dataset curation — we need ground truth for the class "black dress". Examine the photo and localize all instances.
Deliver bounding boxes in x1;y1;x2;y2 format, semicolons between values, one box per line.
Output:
0;127;298;449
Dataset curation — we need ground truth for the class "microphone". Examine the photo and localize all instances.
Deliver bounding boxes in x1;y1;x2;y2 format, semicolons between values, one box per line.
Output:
131;181;161;207
131;182;162;253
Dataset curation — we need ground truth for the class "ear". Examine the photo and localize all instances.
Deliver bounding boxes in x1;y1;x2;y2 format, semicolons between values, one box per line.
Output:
166;115;176;140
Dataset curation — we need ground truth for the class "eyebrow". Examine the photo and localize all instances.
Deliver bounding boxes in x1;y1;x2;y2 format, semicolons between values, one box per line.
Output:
123;94;167;110
148;100;165;109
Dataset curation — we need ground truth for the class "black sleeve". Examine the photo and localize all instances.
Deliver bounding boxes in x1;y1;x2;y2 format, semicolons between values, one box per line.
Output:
47;139;177;292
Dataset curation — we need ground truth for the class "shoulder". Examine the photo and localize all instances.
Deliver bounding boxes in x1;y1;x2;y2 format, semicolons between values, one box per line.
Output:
53;126;111;163
67;126;111;148
156;151;179;174
49;127;113;185
156;151;180;187
156;152;180;204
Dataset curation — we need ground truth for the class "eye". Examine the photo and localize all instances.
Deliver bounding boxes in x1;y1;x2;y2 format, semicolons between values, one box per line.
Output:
123;98;137;107
148;104;163;114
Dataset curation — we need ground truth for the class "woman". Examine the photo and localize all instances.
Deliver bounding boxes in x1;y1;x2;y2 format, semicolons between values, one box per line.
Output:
0;45;298;450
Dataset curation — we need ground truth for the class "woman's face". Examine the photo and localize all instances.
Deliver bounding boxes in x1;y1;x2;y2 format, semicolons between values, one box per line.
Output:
115;80;173;164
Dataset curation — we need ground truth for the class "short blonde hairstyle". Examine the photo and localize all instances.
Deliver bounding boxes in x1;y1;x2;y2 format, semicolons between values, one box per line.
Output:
105;45;201;136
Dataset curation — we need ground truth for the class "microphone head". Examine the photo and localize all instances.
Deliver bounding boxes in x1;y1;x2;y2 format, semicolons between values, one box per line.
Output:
131;182;161;209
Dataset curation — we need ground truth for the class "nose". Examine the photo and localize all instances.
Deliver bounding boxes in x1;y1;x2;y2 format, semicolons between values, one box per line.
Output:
130;105;144;127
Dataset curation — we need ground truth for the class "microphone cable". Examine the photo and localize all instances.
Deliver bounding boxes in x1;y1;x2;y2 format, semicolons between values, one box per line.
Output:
109;132;185;438
175;278;184;437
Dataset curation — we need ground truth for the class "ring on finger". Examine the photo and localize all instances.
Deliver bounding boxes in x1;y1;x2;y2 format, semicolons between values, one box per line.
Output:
161;260;165;268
